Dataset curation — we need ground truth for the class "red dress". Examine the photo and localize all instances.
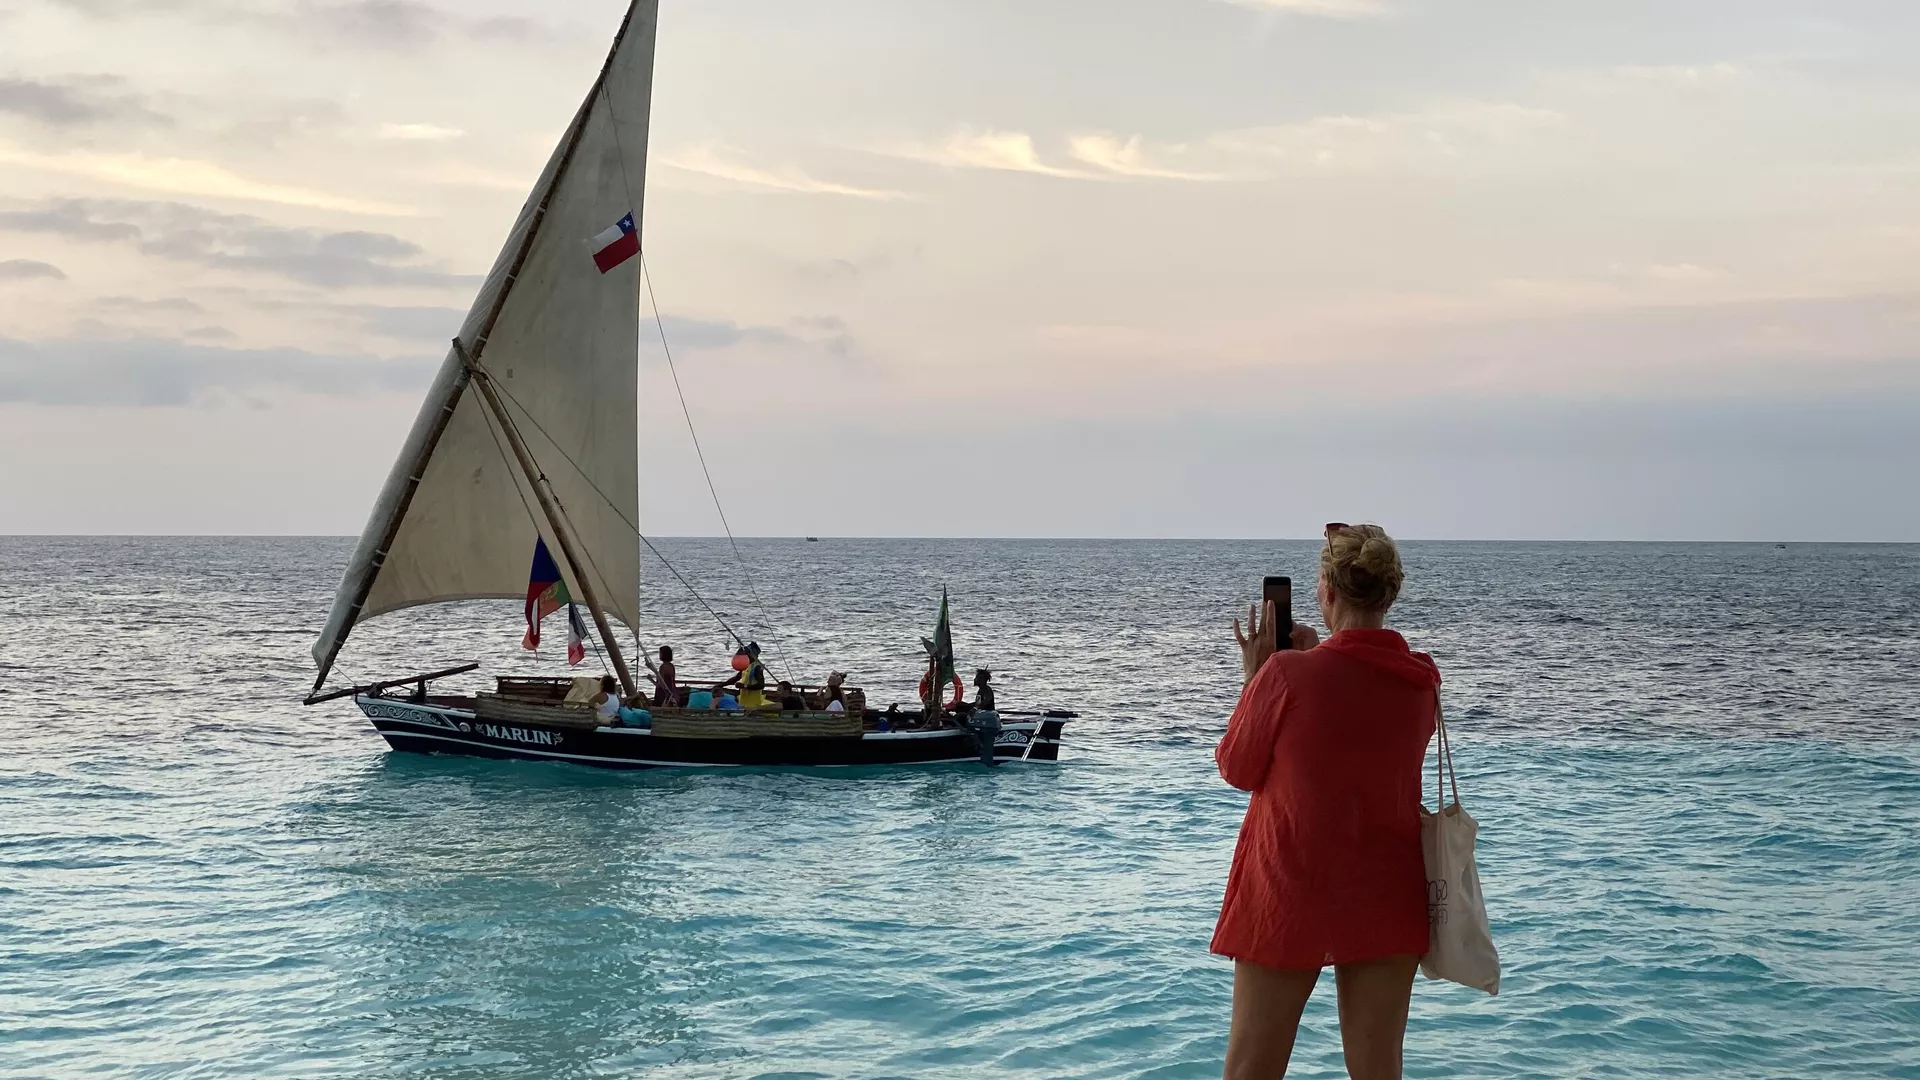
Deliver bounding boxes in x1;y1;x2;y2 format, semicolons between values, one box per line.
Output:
1211;629;1441;970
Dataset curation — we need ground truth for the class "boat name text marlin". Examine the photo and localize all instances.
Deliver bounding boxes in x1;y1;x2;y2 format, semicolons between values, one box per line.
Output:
466;723;564;746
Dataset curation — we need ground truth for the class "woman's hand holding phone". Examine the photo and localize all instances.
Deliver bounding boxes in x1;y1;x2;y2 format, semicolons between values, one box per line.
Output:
1233;600;1279;683
1234;601;1321;684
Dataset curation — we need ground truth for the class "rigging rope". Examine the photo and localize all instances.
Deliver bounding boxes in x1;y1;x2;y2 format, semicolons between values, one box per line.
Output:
481;372;745;653
641;257;795;683
598;79;793;681
640;534;748;646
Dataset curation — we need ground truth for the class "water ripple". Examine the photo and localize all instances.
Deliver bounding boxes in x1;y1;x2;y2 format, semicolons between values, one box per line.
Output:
1;537;1916;1078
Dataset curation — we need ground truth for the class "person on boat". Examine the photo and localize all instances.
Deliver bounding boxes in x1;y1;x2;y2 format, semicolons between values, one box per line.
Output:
714;642;770;709
647;645;677;707
591;675;651;728
820;671;848;713
972;668;995;713
715;689;742;712
775;681;807;712
1215;523;1439;1080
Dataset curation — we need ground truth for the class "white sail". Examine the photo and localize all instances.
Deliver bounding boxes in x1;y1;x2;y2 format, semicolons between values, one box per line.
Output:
312;0;657;684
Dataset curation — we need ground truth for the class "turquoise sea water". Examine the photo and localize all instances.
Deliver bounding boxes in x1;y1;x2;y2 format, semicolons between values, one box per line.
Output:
3;538;1917;1078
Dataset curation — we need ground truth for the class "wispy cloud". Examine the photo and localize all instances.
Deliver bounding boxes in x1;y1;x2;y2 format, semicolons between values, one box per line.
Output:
0;333;435;406
0;198;467;288
44;0;569;50
1200;102;1564;171
0;75;171;129
295;0;439;47
0;259;67;282
0;140;412;215
376;121;463;141
1609;62;1744;86
643;313;859;364
96;295;206;315
1640;263;1727;284
397;163;531;191
891;102;1560;184
1546;60;1749;96
1066;134;1230;181
1215;0;1390;18
344;303;465;340
651;314;853;354
649;314;795;352
659;143;912;200
884;128;1096;179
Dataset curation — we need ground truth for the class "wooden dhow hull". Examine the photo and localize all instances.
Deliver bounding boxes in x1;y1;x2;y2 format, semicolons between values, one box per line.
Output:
357;695;1068;770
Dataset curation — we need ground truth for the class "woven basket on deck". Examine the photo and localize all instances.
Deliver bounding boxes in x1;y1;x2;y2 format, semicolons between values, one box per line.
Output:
651;712;863;740
474;693;603;730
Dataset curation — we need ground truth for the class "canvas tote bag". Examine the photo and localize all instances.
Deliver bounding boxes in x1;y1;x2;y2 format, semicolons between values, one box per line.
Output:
1419;700;1501;994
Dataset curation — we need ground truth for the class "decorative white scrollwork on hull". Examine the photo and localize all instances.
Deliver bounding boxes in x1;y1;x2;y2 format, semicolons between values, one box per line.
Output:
361;701;460;730
359;701;567;747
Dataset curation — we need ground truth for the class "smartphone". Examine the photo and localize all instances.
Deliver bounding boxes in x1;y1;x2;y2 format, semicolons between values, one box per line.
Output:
1262;576;1294;649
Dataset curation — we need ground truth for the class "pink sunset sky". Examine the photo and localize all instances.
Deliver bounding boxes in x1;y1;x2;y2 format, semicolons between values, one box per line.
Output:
1;0;1916;539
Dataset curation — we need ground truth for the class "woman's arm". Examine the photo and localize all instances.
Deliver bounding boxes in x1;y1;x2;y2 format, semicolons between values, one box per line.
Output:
1216;654;1288;792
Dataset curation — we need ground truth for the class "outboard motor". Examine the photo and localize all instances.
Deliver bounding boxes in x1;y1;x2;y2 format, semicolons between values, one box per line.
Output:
963;709;1002;766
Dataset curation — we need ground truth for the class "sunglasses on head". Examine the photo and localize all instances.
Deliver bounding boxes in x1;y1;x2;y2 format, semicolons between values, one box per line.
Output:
1324;522;1350;538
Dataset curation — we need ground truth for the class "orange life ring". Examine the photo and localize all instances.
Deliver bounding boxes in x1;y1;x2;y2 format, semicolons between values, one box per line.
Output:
918;671;965;709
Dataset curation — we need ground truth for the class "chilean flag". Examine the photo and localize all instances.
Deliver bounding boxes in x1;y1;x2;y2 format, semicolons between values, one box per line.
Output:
522;538;569;651
566;603;588;666
588;211;639;273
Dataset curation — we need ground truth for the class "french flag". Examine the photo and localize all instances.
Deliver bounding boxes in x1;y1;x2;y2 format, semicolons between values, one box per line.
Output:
588;211;639;273
566;603;588;666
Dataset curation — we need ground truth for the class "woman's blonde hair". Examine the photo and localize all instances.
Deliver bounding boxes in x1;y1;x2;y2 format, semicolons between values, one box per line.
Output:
1320;523;1404;612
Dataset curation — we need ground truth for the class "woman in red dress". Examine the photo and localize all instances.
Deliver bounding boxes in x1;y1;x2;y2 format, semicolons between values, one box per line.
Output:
1215;524;1439;1080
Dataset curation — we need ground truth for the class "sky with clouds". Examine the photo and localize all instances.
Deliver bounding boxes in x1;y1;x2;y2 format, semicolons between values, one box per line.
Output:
1;0;1916;539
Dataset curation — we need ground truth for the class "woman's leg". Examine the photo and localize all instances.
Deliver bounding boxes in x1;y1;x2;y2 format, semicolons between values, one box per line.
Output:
1224;959;1319;1080
1331;953;1418;1080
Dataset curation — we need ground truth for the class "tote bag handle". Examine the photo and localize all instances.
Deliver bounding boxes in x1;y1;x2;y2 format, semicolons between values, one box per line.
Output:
1432;697;1462;811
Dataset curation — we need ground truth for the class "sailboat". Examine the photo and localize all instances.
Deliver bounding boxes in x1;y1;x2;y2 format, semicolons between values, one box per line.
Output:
302;0;1070;769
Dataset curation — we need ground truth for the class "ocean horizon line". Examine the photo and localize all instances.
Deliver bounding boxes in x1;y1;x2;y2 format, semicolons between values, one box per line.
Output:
3;533;1917;545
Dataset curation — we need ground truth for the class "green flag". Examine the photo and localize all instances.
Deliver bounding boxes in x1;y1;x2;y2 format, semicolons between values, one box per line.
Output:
921;588;956;687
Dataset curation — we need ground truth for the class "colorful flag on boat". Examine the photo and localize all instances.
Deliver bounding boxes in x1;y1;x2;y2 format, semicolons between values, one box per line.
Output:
588;211;639;273
522;537;569;650
566;603;588;666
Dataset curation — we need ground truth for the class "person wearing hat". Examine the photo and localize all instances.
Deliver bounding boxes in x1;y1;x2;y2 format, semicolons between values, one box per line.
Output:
713;642;770;710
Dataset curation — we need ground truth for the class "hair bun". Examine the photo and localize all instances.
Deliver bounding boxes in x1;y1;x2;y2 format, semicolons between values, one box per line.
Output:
1355;535;1399;578
1321;524;1405;613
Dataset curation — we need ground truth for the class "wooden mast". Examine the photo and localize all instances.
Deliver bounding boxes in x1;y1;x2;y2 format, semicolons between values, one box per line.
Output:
460;343;640;699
